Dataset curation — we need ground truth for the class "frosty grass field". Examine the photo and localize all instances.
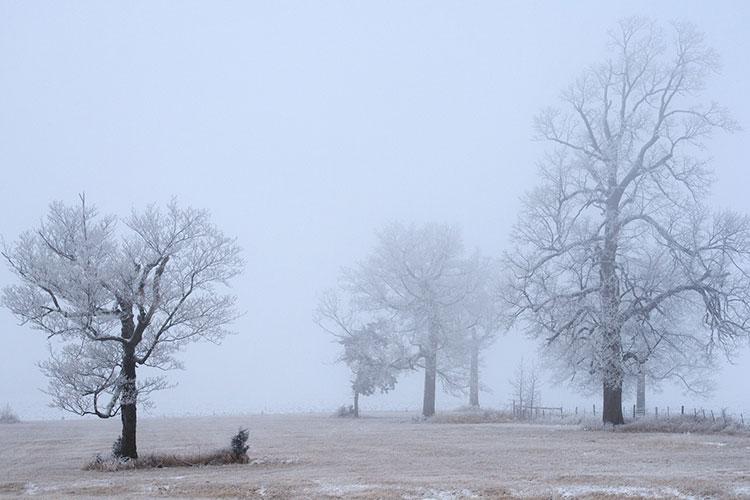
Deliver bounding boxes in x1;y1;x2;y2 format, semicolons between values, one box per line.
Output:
1;412;749;499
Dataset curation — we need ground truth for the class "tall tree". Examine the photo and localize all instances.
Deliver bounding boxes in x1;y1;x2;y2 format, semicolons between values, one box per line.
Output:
505;18;750;424
340;222;475;417
458;256;506;408
1;196;243;457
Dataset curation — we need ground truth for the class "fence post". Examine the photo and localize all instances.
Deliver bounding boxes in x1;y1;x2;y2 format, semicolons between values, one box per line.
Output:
593;404;596;415
575;406;578;415
741;414;745;425
667;407;670;418
655;406;658;418
633;404;636;419
711;410;715;422
681;405;684;416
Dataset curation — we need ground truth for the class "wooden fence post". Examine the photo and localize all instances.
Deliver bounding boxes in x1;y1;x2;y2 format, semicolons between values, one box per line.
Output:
681;405;684;416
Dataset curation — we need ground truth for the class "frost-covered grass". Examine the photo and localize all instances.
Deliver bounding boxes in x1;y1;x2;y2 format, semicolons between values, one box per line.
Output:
615;414;750;436
425;407;514;424
85;448;249;471
2;412;750;498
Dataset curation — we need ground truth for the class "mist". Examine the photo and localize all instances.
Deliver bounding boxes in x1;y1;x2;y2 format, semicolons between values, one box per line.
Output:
1;0;749;422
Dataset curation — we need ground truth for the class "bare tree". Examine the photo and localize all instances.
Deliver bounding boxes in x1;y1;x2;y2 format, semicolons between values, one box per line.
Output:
1;196;243;457
509;359;541;420
505;18;750;424
337;222;476;417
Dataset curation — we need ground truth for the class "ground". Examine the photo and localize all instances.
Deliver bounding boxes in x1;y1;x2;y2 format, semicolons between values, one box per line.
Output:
1;413;749;499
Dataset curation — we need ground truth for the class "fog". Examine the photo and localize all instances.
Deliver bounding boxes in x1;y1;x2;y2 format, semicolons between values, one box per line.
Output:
1;1;748;420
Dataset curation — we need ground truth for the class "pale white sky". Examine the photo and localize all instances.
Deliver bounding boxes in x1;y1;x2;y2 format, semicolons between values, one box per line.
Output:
1;1;748;419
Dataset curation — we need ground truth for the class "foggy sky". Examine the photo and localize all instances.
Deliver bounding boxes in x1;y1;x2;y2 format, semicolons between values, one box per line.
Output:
1;1;748;419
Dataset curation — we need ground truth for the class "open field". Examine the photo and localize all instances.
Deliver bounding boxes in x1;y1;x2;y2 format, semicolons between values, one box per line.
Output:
1;413;750;499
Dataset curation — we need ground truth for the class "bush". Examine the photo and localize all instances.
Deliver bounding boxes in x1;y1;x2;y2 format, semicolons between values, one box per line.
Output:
111;437;124;459
231;428;249;459
0;404;20;424
336;405;356;418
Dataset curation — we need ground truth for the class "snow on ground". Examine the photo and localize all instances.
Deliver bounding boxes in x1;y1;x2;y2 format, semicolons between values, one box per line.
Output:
1;412;750;498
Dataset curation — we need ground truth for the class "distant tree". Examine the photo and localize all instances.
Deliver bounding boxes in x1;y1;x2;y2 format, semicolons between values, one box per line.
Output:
505;18;750;424
1;196;243;458
457;255;506;408
509;359;541;420
316;292;409;417
329;222;476;417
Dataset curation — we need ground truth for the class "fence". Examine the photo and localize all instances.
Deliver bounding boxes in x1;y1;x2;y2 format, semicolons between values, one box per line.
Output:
509;400;747;426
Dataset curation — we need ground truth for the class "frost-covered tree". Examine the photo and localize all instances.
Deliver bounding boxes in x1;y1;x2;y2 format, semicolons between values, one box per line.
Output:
316;293;410;417
457;255;506;408
1;196;243;457
505;18;750;424
336;222;477;417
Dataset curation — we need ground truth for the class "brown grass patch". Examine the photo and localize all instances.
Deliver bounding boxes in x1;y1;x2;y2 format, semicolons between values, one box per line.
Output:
84;448;248;471
425;408;514;424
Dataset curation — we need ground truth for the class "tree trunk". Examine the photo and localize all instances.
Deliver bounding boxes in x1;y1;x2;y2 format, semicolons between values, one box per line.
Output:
636;367;646;417
422;348;437;417
469;336;479;407
600;195;624;426
603;378;624;425
353;391;359;418
120;344;138;459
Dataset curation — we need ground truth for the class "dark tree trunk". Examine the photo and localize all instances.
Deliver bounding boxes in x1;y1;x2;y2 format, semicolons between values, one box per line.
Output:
602;379;624;425
353;391;359;418
422;348;437;417
120;344;138;459
469;336;479;407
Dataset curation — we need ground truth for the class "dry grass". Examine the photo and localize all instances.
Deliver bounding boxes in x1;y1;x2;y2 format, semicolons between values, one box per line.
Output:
425;408;514;424
615;415;750;436
84;448;249;471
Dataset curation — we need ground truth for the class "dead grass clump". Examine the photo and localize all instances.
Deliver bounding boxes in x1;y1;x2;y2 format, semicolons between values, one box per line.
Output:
0;404;20;424
426;408;514;424
615;415;750;436
87;427;251;471
85;449;249;471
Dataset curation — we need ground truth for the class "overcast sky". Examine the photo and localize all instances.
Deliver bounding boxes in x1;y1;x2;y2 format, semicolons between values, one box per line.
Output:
1;1;748;419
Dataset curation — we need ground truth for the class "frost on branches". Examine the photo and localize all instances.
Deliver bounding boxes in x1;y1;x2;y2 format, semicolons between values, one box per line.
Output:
317;222;505;417
1;196;243;457
505;18;750;425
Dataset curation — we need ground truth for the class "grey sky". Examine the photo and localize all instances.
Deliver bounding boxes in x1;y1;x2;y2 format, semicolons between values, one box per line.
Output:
1;1;748;419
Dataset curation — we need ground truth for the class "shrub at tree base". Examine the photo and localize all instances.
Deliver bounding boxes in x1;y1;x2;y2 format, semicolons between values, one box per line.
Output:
86;428;251;471
336;405;357;418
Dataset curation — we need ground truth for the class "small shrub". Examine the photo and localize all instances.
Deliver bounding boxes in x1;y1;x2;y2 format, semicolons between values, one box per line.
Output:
0;404;20;424
231;428;250;459
336;405;356;418
111;436;124;459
